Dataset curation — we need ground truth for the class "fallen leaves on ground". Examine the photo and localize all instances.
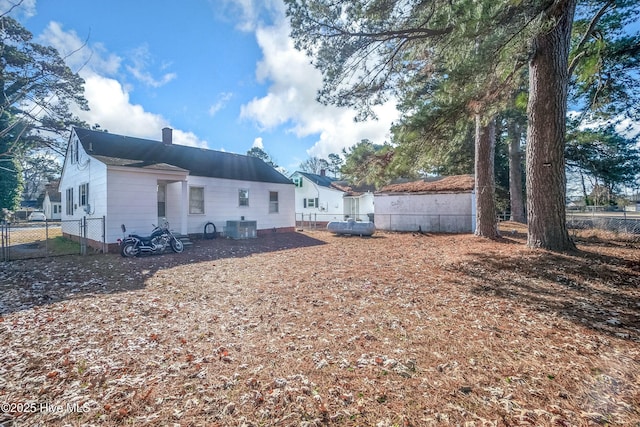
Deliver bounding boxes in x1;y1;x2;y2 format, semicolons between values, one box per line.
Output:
1;223;639;426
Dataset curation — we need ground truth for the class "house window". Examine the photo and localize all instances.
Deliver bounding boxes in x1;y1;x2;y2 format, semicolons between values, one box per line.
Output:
66;188;74;215
70;138;79;164
189;186;204;214
269;191;279;213
239;189;249;207
304;198;319;208
78;183;89;206
157;184;166;217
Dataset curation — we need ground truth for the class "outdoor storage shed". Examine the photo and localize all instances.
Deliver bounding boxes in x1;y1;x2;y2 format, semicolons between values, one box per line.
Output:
374;175;476;233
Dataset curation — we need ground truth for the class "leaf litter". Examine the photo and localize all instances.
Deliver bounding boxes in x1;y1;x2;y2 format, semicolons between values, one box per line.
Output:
0;222;638;426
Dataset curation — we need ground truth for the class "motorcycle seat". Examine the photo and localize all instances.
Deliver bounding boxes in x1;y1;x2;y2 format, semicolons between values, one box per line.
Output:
129;234;150;240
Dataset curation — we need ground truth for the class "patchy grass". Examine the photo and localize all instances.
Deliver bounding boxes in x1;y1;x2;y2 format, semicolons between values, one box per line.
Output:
0;225;638;426
47;236;81;255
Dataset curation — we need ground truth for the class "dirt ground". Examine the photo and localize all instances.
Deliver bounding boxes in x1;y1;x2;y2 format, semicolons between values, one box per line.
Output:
1;223;639;426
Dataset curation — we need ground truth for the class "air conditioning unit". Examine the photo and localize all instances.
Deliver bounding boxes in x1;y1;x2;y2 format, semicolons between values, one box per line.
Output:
225;220;257;239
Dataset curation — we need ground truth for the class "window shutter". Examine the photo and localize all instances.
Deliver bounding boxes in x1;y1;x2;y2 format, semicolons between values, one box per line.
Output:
315;198;319;208
303;199;307;208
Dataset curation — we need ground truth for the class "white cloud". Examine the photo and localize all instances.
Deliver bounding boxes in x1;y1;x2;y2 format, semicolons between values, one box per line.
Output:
38;22;121;76
240;19;399;161
209;92;234;116
126;44;177;88
217;0;285;32
252;137;263;149
38;22;207;149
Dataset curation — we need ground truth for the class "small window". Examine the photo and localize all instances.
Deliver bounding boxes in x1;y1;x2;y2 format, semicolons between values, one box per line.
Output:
157;184;166;217
304;198;318;208
239;189;249;207
70;138;79;164
269;191;279;213
78;183;89;206
66;188;74;215
189;187;204;214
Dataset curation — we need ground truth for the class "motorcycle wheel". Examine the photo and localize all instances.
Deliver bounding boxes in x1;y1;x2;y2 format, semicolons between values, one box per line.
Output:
171;238;184;253
120;241;138;257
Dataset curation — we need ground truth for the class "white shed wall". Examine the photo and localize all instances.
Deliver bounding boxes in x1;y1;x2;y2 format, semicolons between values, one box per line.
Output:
374;192;476;233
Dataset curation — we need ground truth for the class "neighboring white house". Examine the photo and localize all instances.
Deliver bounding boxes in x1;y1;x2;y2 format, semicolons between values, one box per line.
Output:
291;171;346;223
42;181;62;220
331;182;376;222
291;171;375;223
59;127;295;251
374;175;476;233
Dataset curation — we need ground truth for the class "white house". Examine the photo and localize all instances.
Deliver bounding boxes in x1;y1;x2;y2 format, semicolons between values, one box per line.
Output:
374;175;476;233
331;181;375;222
291;171;375;224
42;181;62;220
59;127;295;252
291;171;346;224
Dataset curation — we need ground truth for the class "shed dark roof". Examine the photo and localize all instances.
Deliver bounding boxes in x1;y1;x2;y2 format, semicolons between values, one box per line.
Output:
295;171;338;188
73;127;292;185
378;175;475;194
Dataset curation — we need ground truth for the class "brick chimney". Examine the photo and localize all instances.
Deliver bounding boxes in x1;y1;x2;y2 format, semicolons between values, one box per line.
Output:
162;127;173;145
320;169;326;177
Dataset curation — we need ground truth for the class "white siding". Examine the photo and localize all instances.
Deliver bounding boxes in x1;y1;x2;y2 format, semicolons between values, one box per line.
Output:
293;173;345;222
374;192;476;233
59;133;108;243
104;172;295;243
42;194;62;220
180;176;295;236
61;130;296;245
105;168;171;242
344;192;375;222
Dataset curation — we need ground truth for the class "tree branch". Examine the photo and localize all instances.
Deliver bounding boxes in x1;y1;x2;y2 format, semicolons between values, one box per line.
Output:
568;0;615;75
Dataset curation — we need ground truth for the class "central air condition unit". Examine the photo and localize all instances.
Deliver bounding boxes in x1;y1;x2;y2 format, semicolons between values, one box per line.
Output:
225;220;257;239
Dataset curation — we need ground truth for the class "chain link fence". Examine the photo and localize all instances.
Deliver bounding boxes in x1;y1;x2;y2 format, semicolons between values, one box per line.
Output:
0;217;106;261
296;212;473;233
566;212;640;242
297;211;640;242
296;213;350;230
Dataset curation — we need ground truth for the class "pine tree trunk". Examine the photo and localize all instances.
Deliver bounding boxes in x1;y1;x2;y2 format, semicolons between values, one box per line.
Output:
508;122;526;223
526;0;577;251
475;115;499;238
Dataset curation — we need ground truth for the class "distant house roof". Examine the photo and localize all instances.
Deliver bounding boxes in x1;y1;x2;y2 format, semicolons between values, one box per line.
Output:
293;171;376;196
294;171;339;188
72;127;292;185
44;180;61;203
378;175;475;194
331;181;376;196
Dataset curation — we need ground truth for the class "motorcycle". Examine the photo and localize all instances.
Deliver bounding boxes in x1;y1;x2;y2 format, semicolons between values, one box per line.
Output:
118;221;184;257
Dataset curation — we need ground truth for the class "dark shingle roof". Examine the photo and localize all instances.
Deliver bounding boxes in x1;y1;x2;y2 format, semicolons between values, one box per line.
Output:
295;171;338;188
73;127;292;185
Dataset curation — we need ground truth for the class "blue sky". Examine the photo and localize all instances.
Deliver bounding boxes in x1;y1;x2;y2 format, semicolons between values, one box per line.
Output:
5;0;398;174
